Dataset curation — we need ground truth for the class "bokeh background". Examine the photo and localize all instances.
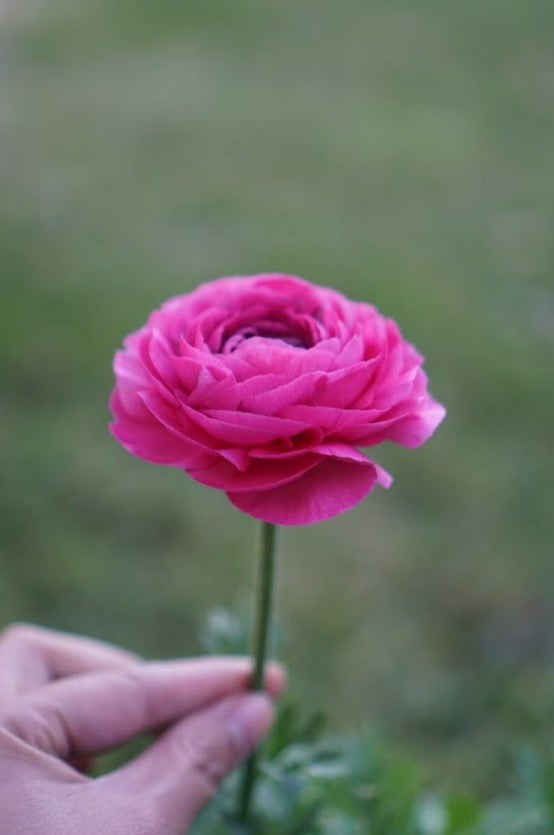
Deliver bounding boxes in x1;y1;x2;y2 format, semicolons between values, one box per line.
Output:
1;0;553;794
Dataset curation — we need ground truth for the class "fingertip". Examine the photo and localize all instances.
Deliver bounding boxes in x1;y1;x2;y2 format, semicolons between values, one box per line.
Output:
264;662;287;697
229;692;275;758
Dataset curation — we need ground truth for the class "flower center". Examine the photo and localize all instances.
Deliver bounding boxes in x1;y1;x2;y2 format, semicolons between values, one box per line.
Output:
220;313;319;353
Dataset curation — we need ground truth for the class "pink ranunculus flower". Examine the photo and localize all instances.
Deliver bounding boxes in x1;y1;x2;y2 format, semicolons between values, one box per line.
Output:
110;274;445;525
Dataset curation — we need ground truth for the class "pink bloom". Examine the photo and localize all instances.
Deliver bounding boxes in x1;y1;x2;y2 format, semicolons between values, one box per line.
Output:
110;274;445;525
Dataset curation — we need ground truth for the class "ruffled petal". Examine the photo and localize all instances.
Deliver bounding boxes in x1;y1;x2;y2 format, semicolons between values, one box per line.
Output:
227;454;392;525
186;450;321;492
109;411;213;469
185;404;311;445
380;397;447;448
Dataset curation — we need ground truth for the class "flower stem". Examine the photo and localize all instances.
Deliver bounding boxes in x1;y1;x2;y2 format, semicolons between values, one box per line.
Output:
238;521;277;821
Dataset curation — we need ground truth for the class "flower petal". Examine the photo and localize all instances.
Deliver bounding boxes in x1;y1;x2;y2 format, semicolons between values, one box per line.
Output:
380;398;447;448
186;405;312;445
109;410;213;469
227;455;392;525
187;450;321;492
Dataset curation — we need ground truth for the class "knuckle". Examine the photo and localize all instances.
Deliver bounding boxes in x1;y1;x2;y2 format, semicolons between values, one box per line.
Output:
176;728;241;801
2;700;71;757
189;747;225;799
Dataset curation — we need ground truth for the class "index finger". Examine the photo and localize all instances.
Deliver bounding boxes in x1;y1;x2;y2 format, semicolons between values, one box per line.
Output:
1;656;285;760
0;623;138;711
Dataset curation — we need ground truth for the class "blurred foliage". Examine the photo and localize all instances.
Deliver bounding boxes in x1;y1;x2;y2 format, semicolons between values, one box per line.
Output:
192;609;554;835
195;725;554;835
1;0;553;797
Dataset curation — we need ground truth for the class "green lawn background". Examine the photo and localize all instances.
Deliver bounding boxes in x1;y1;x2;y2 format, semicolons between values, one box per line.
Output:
1;0;553;792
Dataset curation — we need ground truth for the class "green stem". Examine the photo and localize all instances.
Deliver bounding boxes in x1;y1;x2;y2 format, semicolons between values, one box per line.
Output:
238;521;277;821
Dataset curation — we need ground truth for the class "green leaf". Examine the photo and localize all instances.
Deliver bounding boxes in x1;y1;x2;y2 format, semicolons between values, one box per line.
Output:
445;792;481;834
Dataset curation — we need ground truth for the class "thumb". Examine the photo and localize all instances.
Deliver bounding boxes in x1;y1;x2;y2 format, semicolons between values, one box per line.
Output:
103;691;274;831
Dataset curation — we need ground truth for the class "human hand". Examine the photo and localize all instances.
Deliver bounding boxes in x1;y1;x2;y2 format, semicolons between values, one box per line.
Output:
0;623;284;835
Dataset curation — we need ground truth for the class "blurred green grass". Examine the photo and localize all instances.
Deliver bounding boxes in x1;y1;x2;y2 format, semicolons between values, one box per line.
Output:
1;0;553;792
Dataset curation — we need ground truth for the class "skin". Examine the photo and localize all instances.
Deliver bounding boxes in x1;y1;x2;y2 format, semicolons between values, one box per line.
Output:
0;623;285;834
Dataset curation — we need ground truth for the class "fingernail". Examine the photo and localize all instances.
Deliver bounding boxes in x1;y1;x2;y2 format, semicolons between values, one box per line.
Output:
228;693;274;758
